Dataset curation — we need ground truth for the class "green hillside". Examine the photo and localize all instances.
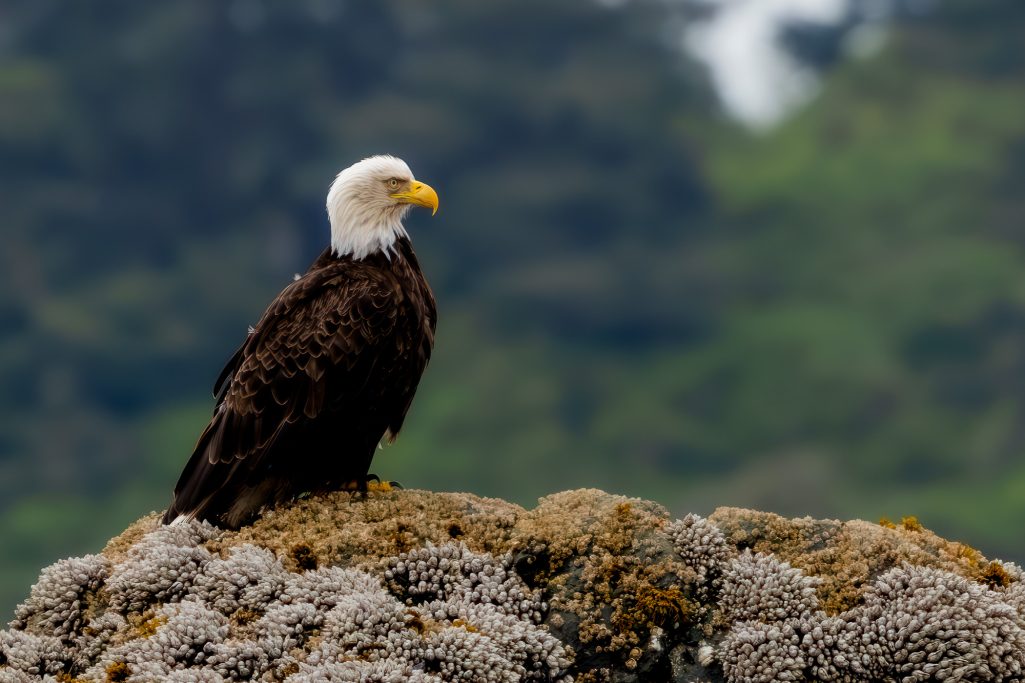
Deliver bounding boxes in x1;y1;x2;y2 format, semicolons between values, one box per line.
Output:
1;0;1023;616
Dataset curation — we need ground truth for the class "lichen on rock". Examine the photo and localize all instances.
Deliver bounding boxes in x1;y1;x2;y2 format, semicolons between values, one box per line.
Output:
1;488;1022;682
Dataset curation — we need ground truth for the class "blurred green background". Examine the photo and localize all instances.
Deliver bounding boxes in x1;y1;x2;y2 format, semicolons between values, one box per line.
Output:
2;0;1024;617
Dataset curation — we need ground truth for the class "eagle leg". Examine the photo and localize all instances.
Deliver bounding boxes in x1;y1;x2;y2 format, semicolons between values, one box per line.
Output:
338;474;400;496
365;473;403;492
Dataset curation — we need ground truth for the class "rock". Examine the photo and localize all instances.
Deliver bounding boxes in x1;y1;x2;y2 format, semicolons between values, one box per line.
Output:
1;489;1022;682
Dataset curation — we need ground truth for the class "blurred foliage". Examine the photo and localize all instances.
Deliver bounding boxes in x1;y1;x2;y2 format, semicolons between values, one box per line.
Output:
1;0;1024;616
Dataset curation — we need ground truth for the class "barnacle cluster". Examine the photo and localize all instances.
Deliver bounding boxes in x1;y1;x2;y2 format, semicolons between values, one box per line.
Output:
714;550;822;683
1001;562;1025;613
666;513;734;595
10;554;110;637
664;510;1025;682
0;519;572;682
805;564;1025;681
105;522;219;613
717;551;822;625
2;489;1023;683
698;525;1025;682
384;542;546;622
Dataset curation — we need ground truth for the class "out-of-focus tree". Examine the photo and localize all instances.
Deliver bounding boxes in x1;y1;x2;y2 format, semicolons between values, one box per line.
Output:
1;0;1023;616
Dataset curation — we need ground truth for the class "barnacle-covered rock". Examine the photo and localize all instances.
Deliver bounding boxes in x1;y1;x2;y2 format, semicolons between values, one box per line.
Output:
2;500;575;682
90;599;230;678
709;506;1006;614
716;560;1025;683
507;490;695;678
189;545;289;616
162;670;227;683
106;541;213;613
998;562;1025;614
206;636;271;680
842;564;1025;681
305;585;411;664
149;519;222;548
719;620;805;683
69;612;127;673
424;626;518;682
667;513;734;594
0;670;55;683
385;542;546;622
0;631;67;678
288;658;437;682
255;602;322;653
280;566;386;610
9;554;109;638
2;489;1023;683
718;551;822;624
422;596;571;679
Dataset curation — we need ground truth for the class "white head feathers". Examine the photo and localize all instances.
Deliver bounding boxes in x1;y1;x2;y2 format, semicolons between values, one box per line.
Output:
326;155;420;260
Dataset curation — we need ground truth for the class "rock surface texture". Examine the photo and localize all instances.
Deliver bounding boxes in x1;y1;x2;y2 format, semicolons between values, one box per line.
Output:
1;489;1023;682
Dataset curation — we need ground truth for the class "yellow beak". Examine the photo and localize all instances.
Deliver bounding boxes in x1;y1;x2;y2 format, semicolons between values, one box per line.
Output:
392;180;439;216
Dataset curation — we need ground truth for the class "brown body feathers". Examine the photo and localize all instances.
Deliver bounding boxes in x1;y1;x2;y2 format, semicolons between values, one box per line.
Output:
162;238;436;528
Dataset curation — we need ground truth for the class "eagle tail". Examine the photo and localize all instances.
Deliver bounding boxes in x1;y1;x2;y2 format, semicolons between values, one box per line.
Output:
161;416;229;526
161;409;292;528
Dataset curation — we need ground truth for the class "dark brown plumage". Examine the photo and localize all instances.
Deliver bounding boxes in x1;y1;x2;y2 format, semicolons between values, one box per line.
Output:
162;237;436;528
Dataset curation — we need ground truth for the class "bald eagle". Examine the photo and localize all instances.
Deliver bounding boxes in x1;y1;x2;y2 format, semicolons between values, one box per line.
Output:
162;156;438;528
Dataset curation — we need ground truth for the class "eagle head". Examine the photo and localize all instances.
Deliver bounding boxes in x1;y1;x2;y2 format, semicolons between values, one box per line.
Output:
326;155;439;260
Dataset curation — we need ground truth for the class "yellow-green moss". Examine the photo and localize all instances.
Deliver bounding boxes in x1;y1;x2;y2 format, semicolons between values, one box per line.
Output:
978;561;1012;589
133;613;166;639
55;674;87;683
617;584;695;631
404;610;427;635
953;542;983;565
232;607;261;626
901;516;924;532
104;661;130;683
452;618;480;633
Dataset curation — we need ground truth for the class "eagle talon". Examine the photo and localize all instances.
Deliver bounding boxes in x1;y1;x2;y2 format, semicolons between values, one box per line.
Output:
364;474;399;493
340;474;397;496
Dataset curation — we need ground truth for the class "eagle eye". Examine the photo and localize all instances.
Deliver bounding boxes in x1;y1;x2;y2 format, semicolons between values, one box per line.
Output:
387;178;400;189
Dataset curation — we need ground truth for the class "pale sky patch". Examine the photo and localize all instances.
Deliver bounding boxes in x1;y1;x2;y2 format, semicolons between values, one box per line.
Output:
684;0;851;129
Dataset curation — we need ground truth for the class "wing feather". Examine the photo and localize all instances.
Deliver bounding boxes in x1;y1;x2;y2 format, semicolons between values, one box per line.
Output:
164;262;405;521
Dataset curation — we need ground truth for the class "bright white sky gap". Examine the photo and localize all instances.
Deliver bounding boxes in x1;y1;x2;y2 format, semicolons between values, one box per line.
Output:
676;0;892;129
